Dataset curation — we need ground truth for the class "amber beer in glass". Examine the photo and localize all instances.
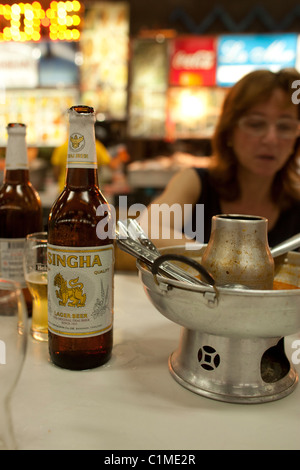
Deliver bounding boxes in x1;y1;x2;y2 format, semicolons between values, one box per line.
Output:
27;272;48;337
24;232;48;341
47;106;114;370
0;123;43;315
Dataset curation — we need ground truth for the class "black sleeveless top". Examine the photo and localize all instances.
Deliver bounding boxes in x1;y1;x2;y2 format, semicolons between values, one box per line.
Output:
191;168;300;247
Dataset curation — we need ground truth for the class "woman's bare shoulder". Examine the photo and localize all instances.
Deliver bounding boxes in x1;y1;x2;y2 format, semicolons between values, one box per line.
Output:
152;167;202;207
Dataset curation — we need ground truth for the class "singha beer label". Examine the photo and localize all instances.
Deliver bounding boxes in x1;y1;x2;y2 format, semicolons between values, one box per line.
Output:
47;244;113;338
66;108;97;169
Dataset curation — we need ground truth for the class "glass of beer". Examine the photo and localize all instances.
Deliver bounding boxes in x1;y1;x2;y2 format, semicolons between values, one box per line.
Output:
0;278;28;449
24;232;48;342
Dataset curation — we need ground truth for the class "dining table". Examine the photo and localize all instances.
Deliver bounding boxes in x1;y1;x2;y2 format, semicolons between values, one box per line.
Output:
11;272;300;451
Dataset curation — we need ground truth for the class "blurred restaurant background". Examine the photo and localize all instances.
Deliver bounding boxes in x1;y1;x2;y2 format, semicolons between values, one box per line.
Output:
1;0;300;235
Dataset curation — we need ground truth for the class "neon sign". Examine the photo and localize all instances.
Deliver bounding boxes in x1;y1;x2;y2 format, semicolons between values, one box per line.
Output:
0;1;83;42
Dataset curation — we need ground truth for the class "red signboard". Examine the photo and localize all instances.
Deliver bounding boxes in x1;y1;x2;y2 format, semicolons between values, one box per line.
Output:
169;36;217;86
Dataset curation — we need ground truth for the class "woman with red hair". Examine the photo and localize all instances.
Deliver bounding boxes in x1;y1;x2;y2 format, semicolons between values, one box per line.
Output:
143;68;300;248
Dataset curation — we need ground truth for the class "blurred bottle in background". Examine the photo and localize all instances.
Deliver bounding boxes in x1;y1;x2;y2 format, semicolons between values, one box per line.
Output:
0;123;43;315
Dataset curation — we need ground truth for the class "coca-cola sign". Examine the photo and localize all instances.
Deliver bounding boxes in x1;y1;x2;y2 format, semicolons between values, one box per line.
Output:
169;37;217;86
172;50;215;70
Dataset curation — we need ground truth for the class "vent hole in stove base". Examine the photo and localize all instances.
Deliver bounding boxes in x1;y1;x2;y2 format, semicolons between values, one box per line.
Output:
168;329;298;403
261;338;290;383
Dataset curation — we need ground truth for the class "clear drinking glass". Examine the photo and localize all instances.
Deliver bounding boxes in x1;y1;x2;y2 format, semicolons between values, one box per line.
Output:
0;279;28;450
24;232;48;342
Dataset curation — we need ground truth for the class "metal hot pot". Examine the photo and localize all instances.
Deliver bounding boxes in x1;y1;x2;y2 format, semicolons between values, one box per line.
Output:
137;245;300;404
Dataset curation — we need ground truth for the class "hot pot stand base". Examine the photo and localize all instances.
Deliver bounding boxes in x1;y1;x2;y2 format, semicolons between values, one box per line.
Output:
137;247;300;404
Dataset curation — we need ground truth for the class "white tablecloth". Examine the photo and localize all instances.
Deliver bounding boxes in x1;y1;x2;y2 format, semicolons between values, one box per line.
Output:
12;273;300;450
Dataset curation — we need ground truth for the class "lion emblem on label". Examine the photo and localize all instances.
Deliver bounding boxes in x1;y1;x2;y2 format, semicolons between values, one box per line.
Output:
70;133;85;151
54;273;86;307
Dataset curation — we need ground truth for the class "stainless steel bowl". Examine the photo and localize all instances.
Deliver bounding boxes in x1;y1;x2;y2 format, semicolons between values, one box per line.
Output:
138;245;300;339
137;246;300;403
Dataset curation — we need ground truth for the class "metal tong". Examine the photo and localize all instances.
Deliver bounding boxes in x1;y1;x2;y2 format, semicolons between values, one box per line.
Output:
115;219;214;288
270;233;300;258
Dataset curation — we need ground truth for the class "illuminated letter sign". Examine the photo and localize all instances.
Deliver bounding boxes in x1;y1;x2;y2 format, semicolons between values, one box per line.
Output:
0;1;82;41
